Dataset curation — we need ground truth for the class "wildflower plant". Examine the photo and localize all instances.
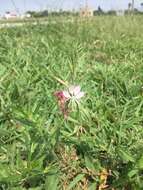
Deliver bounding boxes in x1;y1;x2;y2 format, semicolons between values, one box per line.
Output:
0;16;143;190
54;85;85;119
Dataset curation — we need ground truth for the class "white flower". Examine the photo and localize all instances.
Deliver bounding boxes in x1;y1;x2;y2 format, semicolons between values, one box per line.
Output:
63;85;84;101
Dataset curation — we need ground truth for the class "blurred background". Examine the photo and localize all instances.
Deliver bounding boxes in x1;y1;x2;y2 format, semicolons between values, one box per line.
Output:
0;0;143;20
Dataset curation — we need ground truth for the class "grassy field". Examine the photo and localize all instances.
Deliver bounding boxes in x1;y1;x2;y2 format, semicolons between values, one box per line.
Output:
0;16;73;24
0;16;143;190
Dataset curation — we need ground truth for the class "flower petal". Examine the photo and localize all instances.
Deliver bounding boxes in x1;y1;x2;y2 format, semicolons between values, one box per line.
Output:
68;86;75;95
54;91;64;100
75;91;85;99
73;86;81;96
63;91;71;99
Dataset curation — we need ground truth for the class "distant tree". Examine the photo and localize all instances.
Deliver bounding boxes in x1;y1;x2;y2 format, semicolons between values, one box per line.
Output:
125;7;143;15
50;11;58;16
26;10;48;18
93;6;104;16
134;8;139;13
107;10;116;15
26;11;37;17
98;6;102;12
40;10;48;17
134;8;143;14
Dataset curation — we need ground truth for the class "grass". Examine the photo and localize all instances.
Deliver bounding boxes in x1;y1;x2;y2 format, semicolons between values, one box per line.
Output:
0;16;73;25
0;16;143;190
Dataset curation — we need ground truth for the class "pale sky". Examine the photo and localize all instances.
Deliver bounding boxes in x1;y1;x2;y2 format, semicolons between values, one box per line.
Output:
0;0;142;15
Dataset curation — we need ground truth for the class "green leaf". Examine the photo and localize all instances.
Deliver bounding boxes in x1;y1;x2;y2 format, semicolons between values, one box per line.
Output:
14;117;36;127
45;174;59;190
138;155;143;169
0;65;6;77
68;174;85;190
128;169;138;178
84;156;95;171
88;182;97;190
28;187;43;190
11;188;26;190
0;128;11;137
118;149;135;163
67;116;79;124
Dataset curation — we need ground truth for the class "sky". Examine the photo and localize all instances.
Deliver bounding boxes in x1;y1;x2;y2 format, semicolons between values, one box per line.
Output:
0;0;142;15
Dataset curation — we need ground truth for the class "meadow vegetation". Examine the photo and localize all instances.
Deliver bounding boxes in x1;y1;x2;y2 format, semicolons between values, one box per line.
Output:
0;16;143;190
